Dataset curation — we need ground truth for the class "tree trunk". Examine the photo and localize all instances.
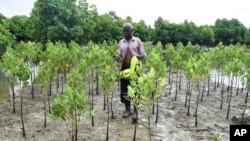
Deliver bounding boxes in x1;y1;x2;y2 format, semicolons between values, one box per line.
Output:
226;77;234;119
21;94;26;137
185;80;190;107
187;87;192;116
106;94;110;141
11;82;16;114
207;75;210;95
175;71;178;101
195;83;201;127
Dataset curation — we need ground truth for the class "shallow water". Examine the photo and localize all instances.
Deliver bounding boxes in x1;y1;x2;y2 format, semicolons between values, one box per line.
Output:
210;69;245;88
0;69;10;102
0;65;38;101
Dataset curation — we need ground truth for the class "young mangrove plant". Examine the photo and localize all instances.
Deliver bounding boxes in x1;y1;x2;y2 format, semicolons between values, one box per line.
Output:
145;45;167;123
36;60;54;127
49;68;94;141
128;67;167;141
14;56;32;138
224;58;244;119
99;49;119;141
0;47;18;114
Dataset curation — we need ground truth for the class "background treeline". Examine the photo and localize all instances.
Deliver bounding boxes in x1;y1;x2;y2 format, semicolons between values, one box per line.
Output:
1;0;250;57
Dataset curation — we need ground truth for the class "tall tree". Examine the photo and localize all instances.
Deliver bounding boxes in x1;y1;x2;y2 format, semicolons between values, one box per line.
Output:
91;11;123;43
213;18;247;45
177;20;198;45
154;17;170;46
133;20;151;42
4;15;30;42
244;28;250;46
197;25;215;46
30;0;83;44
0;22;15;57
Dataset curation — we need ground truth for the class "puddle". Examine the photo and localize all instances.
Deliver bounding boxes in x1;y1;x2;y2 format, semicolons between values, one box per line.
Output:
0;65;39;99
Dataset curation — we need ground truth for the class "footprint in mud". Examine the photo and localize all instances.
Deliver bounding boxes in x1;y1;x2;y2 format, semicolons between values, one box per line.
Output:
214;123;227;130
169;130;178;134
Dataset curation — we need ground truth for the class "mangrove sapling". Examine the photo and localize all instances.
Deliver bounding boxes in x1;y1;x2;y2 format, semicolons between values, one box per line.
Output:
193;54;211;126
43;42;61;94
191;64;202;126
208;45;224;91
36;61;54;128
199;55;211;102
171;53;182;101
127;79;142;141
97;42;119;138
99;62;118;141
183;58;196;116
242;70;250;124
145;44;167;117
14;57;32;137
0;47;19;114
15;42;38;96
128;68;167;141
220;77;225;109
165;43;176;95
85;43;104;126
212;133;221;141
24;41;39;99
50;69;92;141
225;57;244;119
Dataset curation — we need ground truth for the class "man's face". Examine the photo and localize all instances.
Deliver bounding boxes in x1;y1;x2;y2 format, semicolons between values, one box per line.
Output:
123;27;132;39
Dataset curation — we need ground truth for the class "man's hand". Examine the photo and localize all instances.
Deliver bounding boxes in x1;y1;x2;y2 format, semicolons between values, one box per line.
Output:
115;55;122;62
136;55;144;59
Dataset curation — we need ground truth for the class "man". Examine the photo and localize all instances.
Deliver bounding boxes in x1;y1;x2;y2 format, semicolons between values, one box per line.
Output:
116;23;146;119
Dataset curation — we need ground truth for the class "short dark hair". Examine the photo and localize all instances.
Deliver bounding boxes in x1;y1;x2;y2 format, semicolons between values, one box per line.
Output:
122;23;133;30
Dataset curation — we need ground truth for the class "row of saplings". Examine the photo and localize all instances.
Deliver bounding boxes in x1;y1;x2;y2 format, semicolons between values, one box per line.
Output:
1;40;250;141
0;41;167;141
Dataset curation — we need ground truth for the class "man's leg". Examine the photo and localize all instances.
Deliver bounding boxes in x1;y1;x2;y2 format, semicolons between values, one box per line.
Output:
120;78;132;118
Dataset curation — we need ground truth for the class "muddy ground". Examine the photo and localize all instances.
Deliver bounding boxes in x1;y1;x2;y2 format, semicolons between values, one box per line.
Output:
0;74;249;141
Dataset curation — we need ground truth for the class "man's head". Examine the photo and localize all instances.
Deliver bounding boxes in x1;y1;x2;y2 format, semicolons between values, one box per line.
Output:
122;23;133;40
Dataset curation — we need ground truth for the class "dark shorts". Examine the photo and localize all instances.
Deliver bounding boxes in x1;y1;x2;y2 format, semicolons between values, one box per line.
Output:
120;78;130;104
120;63;131;104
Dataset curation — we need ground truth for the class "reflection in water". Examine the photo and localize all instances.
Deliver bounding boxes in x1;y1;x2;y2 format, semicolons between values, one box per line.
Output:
210;69;246;88
0;69;10;102
0;65;39;102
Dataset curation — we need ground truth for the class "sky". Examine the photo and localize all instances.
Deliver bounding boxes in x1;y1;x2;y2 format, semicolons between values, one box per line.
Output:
0;0;249;27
